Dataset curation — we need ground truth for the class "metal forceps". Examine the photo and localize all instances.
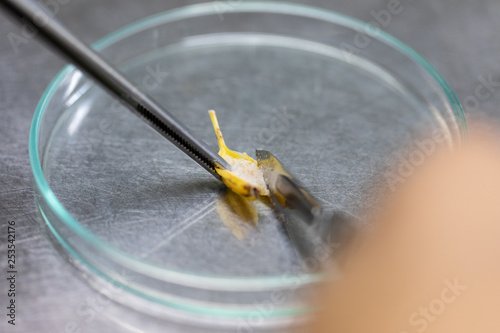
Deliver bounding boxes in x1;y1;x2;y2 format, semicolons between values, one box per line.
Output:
1;1;354;254
257;150;354;263
0;0;230;179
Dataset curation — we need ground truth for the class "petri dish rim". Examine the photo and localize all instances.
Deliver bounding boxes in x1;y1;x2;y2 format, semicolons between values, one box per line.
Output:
30;2;467;293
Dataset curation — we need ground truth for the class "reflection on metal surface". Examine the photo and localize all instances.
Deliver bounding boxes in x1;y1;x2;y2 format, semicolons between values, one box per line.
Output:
216;189;258;241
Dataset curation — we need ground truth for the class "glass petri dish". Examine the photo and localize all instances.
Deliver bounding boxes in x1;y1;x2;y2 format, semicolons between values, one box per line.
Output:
30;1;466;329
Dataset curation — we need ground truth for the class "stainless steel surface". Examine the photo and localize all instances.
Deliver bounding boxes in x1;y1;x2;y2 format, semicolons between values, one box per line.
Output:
0;0;229;180
0;1;498;332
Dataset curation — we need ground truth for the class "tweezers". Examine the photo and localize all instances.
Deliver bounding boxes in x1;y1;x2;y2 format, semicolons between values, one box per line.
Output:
0;0;230;180
257;150;354;263
2;1;355;256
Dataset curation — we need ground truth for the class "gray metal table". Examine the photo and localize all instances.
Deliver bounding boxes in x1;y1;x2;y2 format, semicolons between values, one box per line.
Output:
0;0;498;332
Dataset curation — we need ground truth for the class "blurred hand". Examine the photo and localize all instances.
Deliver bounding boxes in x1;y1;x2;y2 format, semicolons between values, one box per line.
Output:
311;130;500;333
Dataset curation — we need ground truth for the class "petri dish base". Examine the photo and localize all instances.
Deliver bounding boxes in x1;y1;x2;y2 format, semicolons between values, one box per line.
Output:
31;2;466;328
